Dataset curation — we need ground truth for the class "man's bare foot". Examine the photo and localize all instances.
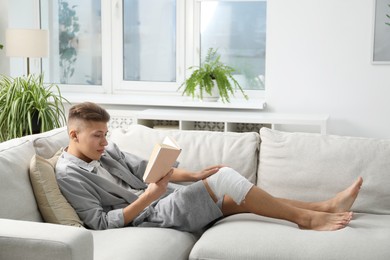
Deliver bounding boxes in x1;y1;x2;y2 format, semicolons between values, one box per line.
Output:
299;211;353;231
327;177;363;213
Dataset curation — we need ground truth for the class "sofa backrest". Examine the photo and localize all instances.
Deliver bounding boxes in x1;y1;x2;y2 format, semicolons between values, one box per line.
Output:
0;127;68;221
257;128;390;215
109;125;261;184
0;138;42;221
31;127;69;158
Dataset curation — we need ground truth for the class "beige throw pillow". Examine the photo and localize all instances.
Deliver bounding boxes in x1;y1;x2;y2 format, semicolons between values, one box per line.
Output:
29;150;83;227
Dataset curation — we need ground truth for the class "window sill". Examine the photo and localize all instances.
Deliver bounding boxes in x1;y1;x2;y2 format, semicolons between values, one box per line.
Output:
62;92;267;110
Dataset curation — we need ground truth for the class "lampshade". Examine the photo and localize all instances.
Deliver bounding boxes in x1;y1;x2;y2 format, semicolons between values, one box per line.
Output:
6;29;49;58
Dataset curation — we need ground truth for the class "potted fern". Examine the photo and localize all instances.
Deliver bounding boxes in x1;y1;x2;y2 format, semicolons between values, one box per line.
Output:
180;48;248;103
0;74;68;142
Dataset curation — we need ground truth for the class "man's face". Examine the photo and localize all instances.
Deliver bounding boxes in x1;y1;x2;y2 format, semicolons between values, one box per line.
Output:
70;121;109;162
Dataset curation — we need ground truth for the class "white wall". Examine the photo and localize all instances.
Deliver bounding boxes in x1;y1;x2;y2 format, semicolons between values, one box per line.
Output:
266;0;390;138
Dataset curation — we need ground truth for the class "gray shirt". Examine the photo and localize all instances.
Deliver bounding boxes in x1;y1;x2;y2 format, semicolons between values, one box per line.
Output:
55;142;222;233
56;142;149;230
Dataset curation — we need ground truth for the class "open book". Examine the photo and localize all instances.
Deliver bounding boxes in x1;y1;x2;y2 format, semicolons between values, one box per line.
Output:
143;136;182;183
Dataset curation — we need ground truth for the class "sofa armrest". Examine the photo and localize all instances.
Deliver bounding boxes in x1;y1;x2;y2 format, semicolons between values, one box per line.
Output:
0;219;93;260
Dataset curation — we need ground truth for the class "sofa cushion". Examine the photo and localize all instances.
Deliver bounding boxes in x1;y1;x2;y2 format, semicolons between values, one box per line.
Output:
29;150;83;227
0;219;93;260
109;124;260;184
0;139;42;221
92;227;197;260
257;128;390;214
33;127;69;158
189;213;390;260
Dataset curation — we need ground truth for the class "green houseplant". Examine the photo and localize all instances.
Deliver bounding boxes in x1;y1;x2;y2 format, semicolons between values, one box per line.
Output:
0;74;68;142
180;48;248;103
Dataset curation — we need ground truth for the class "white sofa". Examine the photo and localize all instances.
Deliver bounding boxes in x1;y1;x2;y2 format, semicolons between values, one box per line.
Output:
1;124;389;260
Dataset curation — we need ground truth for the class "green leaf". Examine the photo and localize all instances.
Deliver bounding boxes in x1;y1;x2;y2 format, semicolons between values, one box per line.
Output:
179;48;248;103
0;74;69;141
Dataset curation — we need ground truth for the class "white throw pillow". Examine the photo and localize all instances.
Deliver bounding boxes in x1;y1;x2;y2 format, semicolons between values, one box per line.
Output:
109;125;260;184
33;127;69;158
257;128;390;215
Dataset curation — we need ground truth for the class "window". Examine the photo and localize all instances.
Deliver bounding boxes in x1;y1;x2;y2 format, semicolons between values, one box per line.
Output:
112;0;184;92
10;0;267;106
123;0;177;83
40;0;103;86
199;0;266;90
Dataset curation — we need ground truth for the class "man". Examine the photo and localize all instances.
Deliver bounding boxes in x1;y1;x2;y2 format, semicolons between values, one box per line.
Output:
56;102;363;231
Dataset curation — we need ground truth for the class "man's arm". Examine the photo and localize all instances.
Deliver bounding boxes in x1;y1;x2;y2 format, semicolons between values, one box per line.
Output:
169;165;225;183
56;175;125;230
57;171;172;229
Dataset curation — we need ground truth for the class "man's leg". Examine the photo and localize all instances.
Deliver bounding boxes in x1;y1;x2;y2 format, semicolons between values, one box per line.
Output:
229;186;353;231
203;168;362;231
273;177;363;213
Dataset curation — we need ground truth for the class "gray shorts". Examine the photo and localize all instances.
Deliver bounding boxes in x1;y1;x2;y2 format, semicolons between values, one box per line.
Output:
132;181;223;232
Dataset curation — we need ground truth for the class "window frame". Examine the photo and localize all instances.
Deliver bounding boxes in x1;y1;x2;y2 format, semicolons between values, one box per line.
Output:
111;0;186;93
38;0;110;94
36;0;266;108
190;0;267;100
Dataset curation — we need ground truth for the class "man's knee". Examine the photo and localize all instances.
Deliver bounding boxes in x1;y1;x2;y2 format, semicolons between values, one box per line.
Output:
206;167;253;205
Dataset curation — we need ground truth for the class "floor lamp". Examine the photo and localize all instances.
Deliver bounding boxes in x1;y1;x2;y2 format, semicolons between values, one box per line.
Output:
6;28;49;76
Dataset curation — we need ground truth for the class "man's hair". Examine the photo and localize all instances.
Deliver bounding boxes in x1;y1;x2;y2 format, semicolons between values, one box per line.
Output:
68;102;110;124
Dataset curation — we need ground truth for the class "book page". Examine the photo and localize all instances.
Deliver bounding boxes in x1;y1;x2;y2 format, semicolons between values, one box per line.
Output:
162;136;180;149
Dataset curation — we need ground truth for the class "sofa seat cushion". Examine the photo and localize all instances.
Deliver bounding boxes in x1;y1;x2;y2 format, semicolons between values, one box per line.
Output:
91;227;198;260
257;128;390;215
109;125;260;184
189;213;390;260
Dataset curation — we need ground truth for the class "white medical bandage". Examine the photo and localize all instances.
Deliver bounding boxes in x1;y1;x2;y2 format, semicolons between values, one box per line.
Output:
206;167;254;205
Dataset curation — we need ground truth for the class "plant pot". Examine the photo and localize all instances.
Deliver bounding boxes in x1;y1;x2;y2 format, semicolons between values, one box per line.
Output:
202;80;220;102
22;110;41;135
31;110;41;134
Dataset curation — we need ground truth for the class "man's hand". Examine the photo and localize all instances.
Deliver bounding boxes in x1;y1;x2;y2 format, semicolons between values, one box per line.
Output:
144;169;173;201
196;165;225;180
